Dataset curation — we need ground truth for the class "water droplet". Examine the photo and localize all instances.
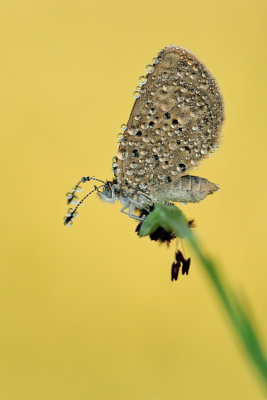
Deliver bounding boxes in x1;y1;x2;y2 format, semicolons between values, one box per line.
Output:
128;127;137;136
163;124;170;132
160;102;172;112
169;142;178;150
180;86;188;93
116;149;129;160
142;135;150;143
144;156;152;164
133;91;140;98
177;96;185;103
132;149;139;157
162;164;169;170
141;122;149;130
139;183;148;190
177;163;186;172
71;196;79;204
177;71;184;78
117;133;124;140
162;85;171;92
177;115;189;125
158;173;166;180
149;107;156;115
121;124;127;131
164;112;171;120
138;76;147;85
162;71;169;79
145;64;154;73
138;169;146;176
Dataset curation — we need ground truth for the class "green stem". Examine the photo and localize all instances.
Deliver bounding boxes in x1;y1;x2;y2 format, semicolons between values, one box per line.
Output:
139;204;267;390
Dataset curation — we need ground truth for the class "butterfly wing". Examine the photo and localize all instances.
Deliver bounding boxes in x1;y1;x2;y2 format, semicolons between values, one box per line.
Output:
114;45;224;199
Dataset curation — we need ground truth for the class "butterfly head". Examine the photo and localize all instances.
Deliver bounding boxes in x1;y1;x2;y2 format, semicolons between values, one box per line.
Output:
97;180;118;203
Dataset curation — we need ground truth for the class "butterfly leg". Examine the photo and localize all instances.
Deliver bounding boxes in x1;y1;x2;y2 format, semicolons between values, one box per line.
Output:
120;201;145;221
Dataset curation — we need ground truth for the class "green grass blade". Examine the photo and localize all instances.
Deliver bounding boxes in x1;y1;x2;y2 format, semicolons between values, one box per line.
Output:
138;204;267;389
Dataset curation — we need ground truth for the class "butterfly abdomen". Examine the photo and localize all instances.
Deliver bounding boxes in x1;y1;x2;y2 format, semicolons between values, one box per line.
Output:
151;175;219;203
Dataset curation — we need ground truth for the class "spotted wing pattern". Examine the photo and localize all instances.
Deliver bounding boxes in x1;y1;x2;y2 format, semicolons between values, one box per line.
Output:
114;45;224;200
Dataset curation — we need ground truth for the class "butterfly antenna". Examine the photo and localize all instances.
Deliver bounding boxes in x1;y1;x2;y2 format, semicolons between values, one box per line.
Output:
65;176;105;205
64;176;105;226
64;184;104;226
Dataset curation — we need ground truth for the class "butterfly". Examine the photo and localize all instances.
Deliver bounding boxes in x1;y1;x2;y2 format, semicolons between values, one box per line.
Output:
64;45;224;226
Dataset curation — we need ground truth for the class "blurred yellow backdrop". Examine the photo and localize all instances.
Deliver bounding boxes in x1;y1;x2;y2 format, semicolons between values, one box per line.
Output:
0;0;266;399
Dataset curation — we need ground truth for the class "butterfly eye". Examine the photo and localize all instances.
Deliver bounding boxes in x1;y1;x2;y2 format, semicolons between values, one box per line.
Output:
103;184;112;198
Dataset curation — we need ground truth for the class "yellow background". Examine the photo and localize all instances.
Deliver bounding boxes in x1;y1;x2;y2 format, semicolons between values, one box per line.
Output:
1;0;267;399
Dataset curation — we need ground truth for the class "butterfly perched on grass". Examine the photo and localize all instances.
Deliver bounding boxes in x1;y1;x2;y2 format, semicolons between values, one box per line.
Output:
64;45;224;280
